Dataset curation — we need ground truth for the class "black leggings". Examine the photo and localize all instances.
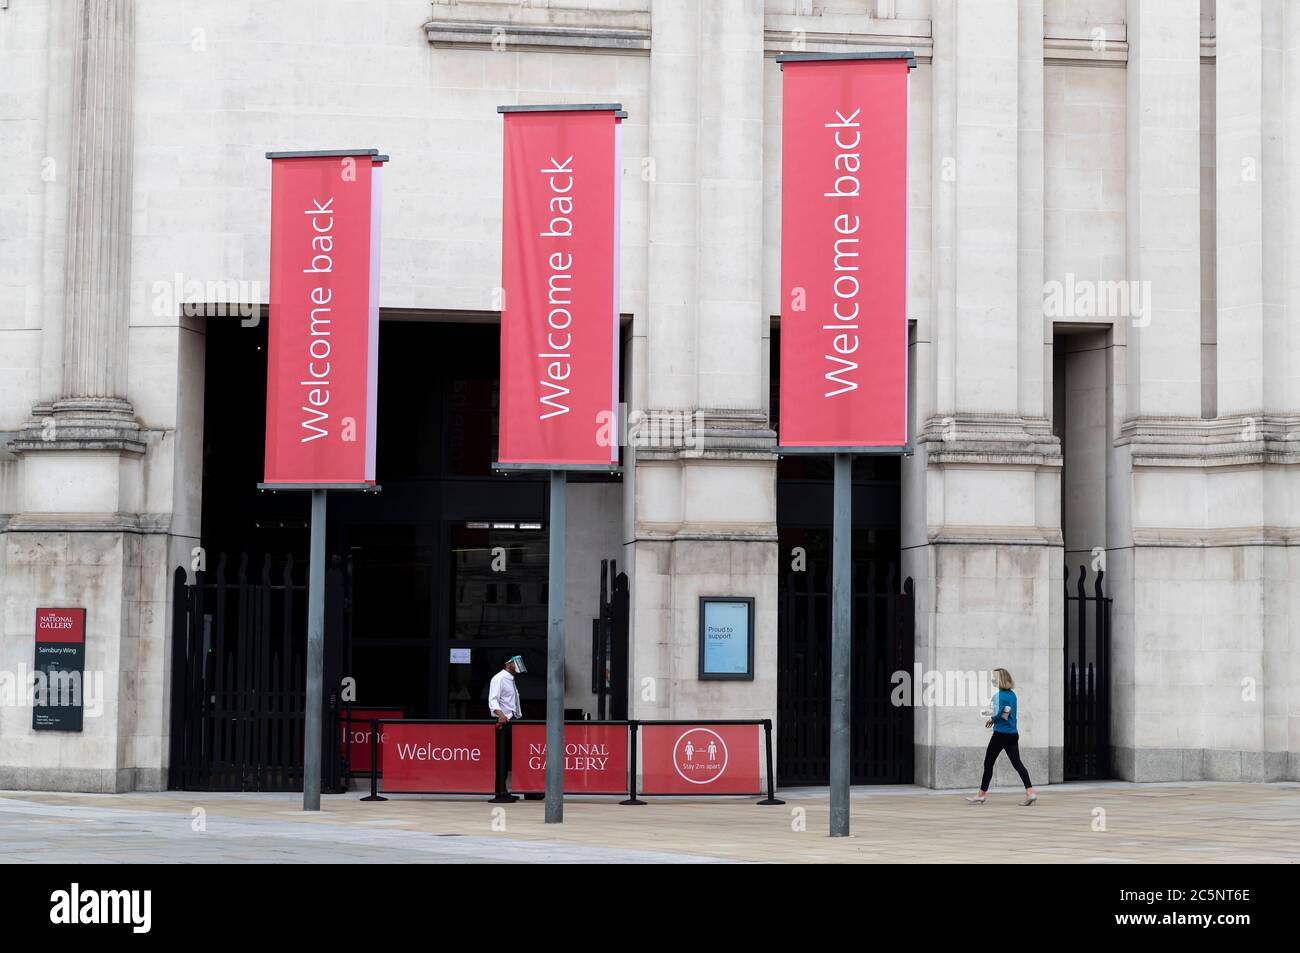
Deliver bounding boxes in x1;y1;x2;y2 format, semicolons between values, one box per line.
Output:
980;731;1033;790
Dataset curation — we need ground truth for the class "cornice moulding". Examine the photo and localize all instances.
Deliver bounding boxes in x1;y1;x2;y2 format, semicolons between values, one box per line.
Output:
425;4;650;54
1119;415;1300;468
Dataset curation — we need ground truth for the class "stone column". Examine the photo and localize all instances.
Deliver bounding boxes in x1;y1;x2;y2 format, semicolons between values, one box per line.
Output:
1279;0;1300;782
2;0;146;794
630;0;777;728
1210;0;1294;782
1019;0;1046;423
14;0;142;453
1215;0;1265;421
913;0;1061;789
696;0;765;413
1109;0;1208;782
1124;0;1203;419
643;0;700;413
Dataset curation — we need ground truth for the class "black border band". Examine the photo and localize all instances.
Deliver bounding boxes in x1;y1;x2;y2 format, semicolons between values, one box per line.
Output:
256;482;382;491
498;103;627;118
776;50;917;69
265;149;381;159
776;445;914;456
492;463;624;474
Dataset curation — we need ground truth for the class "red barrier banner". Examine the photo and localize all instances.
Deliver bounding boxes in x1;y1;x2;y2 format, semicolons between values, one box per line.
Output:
264;150;382;485
777;54;913;449
497;106;622;467
339;708;404;772
509;723;628;794
380;723;496;794
639;724;762;795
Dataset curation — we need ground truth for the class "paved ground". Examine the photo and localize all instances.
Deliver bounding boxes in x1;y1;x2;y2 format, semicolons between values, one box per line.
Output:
1;781;1297;863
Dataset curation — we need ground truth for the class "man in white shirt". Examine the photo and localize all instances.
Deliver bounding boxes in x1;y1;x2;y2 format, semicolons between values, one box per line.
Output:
488;655;525;723
488;656;526;801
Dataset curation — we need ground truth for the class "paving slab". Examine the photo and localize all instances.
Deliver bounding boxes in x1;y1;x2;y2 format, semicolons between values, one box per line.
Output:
0;781;1296;863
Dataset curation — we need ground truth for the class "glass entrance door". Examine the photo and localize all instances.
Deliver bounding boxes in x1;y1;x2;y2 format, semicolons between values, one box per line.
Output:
446;523;549;718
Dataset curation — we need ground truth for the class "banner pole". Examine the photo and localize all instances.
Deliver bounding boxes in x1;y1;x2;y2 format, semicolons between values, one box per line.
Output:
830;453;852;836
546;469;567;823
303;487;327;811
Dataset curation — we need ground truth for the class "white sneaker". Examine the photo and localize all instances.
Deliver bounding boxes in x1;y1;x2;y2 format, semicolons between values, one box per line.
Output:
965;794;986;804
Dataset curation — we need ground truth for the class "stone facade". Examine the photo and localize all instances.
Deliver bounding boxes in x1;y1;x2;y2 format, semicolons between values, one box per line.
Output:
0;0;1296;791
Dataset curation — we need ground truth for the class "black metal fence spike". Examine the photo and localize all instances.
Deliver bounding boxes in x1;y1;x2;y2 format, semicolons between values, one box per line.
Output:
171;550;337;794
1064;561;1112;782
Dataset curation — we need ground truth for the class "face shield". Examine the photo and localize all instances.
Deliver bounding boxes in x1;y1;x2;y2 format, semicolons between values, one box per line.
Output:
508;655;527;674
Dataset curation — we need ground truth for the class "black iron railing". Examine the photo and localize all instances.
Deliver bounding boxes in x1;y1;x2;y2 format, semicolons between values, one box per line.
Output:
1064;565;1111;781
778;562;914;785
169;554;343;792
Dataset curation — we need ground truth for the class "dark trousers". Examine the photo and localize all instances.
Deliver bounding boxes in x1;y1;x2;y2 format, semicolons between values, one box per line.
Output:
495;721;513;794
980;731;1033;790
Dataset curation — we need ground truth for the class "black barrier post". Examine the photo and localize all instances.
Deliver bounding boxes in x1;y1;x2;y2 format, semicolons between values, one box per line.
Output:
619;720;645;806
758;719;785;805
490;720;518;803
342;703;352;778
360;718;386;801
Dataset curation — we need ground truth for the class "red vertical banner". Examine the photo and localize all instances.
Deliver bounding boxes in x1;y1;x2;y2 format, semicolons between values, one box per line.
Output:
497;105;623;467
264;149;384;485
777;54;914;449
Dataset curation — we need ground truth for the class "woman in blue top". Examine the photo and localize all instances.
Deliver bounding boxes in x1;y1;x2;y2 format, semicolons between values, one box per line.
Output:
966;668;1037;805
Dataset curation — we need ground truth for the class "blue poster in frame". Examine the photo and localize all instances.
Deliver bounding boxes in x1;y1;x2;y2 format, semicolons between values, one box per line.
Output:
698;597;755;680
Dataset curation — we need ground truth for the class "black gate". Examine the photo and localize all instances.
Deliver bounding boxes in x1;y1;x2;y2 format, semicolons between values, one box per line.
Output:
168;553;344;792
590;559;629;720
1064;565;1110;781
778;561;914;785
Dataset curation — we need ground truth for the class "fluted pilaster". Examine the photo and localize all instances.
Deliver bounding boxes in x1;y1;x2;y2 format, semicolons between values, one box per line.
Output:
63;0;134;400
14;0;141;454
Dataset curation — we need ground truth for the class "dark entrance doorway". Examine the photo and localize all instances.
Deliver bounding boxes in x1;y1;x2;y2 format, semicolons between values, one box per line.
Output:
771;329;912;785
342;519;551;721
775;463;913;785
176;317;610;789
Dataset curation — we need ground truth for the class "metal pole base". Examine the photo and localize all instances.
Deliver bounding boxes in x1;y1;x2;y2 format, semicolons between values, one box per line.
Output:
359;794;387;802
619;797;647;806
544;469;567;824
303;488;328;812
757;797;786;806
490;793;519;803
829;452;852;837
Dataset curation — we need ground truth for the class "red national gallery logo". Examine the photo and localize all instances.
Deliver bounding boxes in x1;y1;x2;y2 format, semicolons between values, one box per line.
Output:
672;728;728;785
